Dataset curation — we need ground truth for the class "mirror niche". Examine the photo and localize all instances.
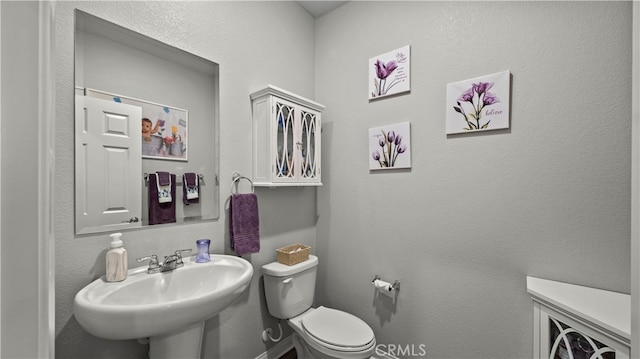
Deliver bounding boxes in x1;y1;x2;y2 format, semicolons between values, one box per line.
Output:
74;10;220;235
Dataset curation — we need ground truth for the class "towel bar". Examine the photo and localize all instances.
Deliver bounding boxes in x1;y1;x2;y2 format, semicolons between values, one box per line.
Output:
144;173;203;184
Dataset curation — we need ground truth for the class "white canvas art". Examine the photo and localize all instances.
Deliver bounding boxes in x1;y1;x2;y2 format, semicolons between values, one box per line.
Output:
369;45;411;100
446;70;510;134
369;122;411;170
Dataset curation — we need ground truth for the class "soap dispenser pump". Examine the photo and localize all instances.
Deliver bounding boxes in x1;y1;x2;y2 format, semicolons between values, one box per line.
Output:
106;232;128;282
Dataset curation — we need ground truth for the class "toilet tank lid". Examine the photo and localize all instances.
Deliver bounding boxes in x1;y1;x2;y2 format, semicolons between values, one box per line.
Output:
262;255;318;277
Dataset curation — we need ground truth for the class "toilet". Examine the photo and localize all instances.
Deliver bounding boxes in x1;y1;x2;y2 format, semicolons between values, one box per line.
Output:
262;255;376;359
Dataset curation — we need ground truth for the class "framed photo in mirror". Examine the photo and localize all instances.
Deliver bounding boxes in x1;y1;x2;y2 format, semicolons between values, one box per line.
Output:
85;88;188;161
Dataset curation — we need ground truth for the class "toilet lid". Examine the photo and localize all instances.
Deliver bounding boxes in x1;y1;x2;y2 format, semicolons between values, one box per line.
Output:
301;307;374;349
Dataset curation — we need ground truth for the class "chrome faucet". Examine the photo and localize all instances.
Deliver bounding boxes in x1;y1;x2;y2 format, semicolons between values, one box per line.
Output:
137;249;192;273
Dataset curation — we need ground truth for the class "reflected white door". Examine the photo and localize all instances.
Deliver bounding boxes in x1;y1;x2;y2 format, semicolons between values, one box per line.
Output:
75;95;142;233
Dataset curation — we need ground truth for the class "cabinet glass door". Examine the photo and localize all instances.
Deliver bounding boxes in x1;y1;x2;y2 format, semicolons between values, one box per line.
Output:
549;317;615;359
300;110;318;180
275;101;295;180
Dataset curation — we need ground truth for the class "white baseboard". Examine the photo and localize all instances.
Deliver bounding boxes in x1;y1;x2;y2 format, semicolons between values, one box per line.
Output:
254;335;294;359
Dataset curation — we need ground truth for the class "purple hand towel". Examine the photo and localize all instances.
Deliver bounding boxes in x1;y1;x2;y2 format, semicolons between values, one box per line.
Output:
183;172;200;205
157;171;171;186
230;193;260;255
149;172;176;225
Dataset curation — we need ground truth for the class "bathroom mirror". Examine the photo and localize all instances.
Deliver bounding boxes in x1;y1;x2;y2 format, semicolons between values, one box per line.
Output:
74;10;220;235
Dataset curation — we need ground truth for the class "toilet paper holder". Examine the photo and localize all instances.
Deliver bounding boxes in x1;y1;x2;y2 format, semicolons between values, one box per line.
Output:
372;275;400;292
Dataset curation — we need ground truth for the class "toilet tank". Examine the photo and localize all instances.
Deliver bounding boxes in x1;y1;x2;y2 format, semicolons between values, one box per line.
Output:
261;255;318;319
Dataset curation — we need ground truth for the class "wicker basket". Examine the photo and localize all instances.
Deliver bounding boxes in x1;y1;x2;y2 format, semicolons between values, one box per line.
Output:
276;244;310;266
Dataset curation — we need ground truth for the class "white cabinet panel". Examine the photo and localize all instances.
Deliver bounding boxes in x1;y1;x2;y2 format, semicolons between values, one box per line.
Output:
528;277;630;359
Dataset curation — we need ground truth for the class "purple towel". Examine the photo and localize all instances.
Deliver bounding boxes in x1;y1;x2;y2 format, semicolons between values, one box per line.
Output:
149;172;176;225
183;172;200;205
157;171;171;186
230;193;260;255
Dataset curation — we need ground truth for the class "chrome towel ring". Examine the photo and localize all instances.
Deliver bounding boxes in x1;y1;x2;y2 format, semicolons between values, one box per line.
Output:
231;172;254;194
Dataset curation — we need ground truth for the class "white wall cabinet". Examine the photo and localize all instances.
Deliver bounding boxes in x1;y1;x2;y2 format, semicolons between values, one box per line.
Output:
527;277;630;359
250;85;325;187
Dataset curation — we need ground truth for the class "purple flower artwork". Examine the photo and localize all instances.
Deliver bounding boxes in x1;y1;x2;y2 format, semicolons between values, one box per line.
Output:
369;45;411;99
446;71;510;135
373;60;399;97
369;122;411;170
453;81;499;130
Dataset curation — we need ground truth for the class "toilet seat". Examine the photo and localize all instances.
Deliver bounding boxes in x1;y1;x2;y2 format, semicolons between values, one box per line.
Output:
301;306;375;352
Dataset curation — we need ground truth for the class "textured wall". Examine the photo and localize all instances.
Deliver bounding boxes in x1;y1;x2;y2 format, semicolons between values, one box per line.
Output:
314;2;632;358
54;2;317;358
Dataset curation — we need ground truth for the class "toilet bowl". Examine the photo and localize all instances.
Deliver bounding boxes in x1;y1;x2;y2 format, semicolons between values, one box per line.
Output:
261;255;376;359
289;306;375;359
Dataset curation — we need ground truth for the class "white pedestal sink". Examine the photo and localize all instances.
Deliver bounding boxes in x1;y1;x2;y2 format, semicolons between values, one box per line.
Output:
74;255;253;358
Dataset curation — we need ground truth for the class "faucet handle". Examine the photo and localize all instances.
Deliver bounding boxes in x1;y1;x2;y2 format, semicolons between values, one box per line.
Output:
174;249;192;267
136;254;158;263
174;249;192;257
136;254;161;273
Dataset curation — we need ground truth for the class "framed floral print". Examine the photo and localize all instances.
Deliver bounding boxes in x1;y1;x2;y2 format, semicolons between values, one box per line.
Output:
446;70;511;135
369;122;411;170
369;45;411;100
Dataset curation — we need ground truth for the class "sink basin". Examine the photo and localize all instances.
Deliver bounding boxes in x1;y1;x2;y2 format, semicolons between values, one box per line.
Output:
74;254;253;341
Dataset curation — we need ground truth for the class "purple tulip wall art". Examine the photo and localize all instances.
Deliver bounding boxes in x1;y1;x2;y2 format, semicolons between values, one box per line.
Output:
373;59;399;97
446;70;511;135
454;82;499;130
369;122;411;170
369;45;411;99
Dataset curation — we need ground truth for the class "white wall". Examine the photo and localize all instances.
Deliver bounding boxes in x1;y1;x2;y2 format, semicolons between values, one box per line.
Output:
632;2;640;356
1;2;41;358
55;2;317;358
315;2;631;358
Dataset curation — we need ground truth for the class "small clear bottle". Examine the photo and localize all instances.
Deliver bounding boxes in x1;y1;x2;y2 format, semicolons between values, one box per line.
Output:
106;233;128;282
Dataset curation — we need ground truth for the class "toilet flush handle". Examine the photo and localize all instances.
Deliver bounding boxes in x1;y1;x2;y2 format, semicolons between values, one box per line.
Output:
282;278;293;284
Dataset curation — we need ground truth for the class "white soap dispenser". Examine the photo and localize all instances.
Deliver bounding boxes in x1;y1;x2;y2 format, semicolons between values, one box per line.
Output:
106;232;128;282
